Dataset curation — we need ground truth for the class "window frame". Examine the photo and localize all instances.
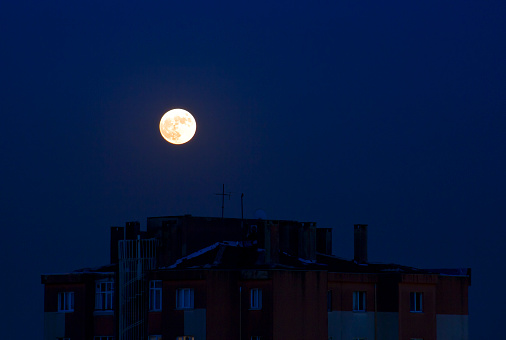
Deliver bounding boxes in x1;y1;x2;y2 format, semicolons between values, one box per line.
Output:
352;291;366;312
95;280;114;311
176;288;194;310
58;291;74;312
250;288;262;310
149;280;162;311
410;292;423;312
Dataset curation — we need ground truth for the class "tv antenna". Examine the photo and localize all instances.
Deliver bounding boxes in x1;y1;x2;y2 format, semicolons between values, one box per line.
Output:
215;184;232;218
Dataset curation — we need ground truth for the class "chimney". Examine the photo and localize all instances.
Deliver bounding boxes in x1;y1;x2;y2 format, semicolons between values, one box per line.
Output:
316;228;333;255
354;224;368;263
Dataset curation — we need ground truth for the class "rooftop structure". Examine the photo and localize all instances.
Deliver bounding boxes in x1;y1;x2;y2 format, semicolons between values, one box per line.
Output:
42;215;470;340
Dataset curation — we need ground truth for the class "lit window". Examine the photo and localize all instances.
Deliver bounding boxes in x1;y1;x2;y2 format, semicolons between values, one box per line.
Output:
95;281;114;310
149;280;162;311
410;292;423;312
250;288;262;310
176;288;194;309
58;292;74;312
327;290;332;312
353;291;366;312
176;337;194;340
148;336;162;340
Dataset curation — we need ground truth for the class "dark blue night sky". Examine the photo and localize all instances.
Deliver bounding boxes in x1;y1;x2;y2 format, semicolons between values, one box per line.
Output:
1;1;505;338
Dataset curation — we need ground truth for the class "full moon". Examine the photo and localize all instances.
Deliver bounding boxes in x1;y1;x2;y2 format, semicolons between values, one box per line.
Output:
159;108;197;145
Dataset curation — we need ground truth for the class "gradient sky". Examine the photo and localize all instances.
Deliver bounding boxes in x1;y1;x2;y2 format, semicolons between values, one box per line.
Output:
1;1;505;338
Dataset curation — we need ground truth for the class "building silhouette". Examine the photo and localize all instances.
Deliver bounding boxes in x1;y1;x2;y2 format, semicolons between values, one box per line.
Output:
41;215;470;340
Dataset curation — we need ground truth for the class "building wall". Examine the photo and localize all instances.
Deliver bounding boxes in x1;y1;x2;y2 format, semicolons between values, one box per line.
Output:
205;271;240;340
435;275;470;340
398;276;438;340
330;281;376;312
43;283;89;340
184;309;206;340
240;275;273;340
43;312;65;340
273;270;327;340
328;311;375;340
161;278;207;339
43;276;117;340
436;314;469;340
147;311;162;335
94;313;114;336
328;274;379;340
376;312;399;340
436;276;469;315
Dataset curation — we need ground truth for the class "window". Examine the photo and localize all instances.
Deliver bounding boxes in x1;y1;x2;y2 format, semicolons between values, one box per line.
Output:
410;292;423;312
94;337;114;340
176;337;194;340
176;288;194;309
353;291;366;312
58;292;74;312
327;290;332;312
250;288;262;310
148;336;162;340
149;280;162;311
95;281;114;310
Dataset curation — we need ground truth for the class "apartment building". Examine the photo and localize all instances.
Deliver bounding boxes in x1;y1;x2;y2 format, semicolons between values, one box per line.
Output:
42;215;470;340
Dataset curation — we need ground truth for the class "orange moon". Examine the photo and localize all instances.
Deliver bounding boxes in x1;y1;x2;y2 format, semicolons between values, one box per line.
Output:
159;109;196;144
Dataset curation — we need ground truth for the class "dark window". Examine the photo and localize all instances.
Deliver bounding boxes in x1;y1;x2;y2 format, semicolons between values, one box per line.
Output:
353;291;366;312
58;292;74;312
410;292;423;312
95;281;114;310
250;288;262;310
149;280;162;311
176;288;194;309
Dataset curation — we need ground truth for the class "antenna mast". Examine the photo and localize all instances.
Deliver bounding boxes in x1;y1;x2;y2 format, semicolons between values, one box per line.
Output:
215;184;231;218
